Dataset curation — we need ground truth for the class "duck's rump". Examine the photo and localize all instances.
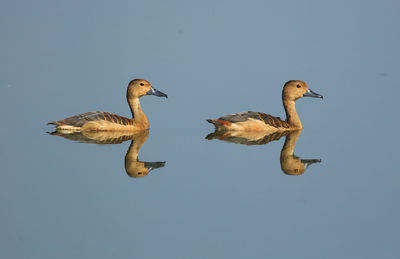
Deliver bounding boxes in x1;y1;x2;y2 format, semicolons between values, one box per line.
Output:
209;111;290;129
48;111;133;128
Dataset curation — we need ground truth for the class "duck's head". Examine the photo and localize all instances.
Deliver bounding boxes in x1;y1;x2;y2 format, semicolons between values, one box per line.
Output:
282;80;323;101
127;79;168;99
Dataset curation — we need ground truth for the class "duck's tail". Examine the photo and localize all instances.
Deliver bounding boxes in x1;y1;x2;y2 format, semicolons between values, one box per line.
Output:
206;119;232;129
47;121;64;126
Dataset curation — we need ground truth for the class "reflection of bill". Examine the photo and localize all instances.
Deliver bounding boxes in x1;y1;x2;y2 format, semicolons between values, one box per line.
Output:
48;129;165;178
206;129;320;175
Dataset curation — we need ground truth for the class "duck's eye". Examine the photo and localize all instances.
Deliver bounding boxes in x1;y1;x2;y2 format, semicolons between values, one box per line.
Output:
140;83;144;86
296;85;301;88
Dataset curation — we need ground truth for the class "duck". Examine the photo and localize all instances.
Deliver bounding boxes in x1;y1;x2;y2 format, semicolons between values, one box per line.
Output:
48;79;167;131
207;80;323;132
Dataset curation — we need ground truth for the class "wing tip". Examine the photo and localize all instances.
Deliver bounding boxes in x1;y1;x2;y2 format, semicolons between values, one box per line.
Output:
47;121;62;125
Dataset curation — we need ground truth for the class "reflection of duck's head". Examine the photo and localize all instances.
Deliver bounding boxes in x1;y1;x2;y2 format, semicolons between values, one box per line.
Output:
280;155;321;176
282;80;323;102
126;161;166;178
124;130;166;178
280;130;321;175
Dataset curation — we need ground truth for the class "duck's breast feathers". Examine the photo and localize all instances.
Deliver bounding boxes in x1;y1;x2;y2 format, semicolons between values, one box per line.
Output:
218;111;290;129
48;111;132;127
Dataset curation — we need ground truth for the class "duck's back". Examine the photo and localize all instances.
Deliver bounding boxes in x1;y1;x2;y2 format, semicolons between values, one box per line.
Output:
207;111;290;131
48;111;133;130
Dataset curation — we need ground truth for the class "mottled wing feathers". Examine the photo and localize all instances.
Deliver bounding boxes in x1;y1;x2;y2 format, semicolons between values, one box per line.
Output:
259;113;290;129
218;111;261;123
48;111;132;127
97;112;133;126
216;111;290;129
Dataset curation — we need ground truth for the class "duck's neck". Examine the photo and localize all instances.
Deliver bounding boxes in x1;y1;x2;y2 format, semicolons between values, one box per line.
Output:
127;97;149;129
283;99;302;129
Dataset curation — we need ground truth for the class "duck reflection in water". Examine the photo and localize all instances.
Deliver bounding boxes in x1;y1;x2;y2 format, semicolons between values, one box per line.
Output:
49;129;165;178
206;130;320;175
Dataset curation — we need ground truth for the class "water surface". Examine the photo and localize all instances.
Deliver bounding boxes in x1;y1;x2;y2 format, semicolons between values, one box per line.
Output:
1;1;400;258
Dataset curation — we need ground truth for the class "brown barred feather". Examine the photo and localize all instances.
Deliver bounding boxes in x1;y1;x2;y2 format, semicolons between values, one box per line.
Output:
123;116;131;125
258;113;290;129
111;114;118;123
114;115;120;125
110;114;117;123
214;111;290;129
104;113;131;125
48;111;132;128
120;117;126;125
105;113;113;122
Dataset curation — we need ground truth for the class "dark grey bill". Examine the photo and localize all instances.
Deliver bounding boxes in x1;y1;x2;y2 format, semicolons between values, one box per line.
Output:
303;88;323;99
301;158;322;169
147;87;168;98
144;161;166;172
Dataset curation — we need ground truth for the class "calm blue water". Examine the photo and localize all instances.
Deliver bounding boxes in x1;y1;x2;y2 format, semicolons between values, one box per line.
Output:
1;1;400;258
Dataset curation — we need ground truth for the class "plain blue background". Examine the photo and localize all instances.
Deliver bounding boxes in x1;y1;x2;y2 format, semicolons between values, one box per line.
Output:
1;1;399;258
